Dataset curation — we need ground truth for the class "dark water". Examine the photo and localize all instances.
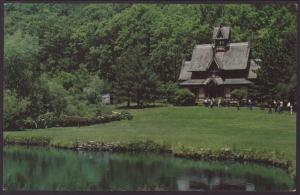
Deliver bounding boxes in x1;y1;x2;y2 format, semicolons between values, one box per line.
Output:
3;145;294;191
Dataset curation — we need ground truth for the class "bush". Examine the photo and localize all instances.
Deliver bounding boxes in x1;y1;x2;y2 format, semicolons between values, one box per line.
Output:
36;112;58;128
57;115;92;127
174;88;195;106
231;89;248;100
4;89;30;131
120;111;133;120
23;117;37;129
19;110;133;129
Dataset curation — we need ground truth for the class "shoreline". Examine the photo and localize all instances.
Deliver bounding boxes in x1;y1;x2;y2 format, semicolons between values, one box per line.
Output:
4;138;295;181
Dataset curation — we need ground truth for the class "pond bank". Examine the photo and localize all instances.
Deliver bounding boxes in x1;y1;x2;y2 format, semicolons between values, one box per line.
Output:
4;135;295;181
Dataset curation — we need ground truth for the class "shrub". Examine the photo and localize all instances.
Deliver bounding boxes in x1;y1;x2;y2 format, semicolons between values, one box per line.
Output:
57;115;91;127
36;112;58;128
174;88;195;106
19;110;133;129
4;89;30;131
23;117;37;129
120;111;133;120
230;89;248;100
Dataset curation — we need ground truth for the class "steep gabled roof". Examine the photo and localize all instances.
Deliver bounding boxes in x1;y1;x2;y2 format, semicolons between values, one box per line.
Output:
189;44;213;71
189;42;250;71
248;59;260;79
216;42;250;70
212;26;230;40
178;61;192;81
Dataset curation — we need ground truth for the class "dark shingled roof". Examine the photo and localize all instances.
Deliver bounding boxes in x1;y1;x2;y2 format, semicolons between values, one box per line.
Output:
189;42;250;71
178;61;192;81
179;77;252;86
180;79;205;85
223;78;253;85
248;59;260;79
212;26;231;40
189;44;213;71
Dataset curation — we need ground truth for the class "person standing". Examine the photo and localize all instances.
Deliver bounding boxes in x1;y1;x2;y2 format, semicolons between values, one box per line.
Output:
248;99;253;110
210;98;214;108
276;100;280;112
279;100;283;113
268;101;272;113
218;98;221;108
287;101;293;115
236;99;240;110
273;100;277;112
204;98;208;107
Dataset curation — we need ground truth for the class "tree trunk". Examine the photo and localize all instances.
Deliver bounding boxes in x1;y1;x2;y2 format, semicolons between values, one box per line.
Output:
127;99;130;107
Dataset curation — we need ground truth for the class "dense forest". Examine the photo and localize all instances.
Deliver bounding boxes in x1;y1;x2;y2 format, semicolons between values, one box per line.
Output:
4;3;297;130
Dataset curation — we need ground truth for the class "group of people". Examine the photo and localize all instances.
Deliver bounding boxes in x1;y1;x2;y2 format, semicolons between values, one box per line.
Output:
267;100;295;115
203;97;295;115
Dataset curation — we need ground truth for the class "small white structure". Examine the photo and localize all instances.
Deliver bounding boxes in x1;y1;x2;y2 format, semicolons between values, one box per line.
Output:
101;93;110;104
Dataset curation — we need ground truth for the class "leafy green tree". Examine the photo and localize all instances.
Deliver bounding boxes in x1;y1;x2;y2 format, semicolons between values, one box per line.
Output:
4;31;40;97
114;45;160;108
158;82;180;104
38;74;68;117
4;90;30;130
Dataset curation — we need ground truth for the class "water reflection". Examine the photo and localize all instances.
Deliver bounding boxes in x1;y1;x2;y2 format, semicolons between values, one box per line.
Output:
177;175;254;191
4;145;294;191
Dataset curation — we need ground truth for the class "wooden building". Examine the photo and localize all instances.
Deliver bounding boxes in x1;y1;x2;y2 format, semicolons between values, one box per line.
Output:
178;25;260;102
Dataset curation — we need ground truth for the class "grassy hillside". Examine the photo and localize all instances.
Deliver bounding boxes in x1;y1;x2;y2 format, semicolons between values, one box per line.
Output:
4;106;296;161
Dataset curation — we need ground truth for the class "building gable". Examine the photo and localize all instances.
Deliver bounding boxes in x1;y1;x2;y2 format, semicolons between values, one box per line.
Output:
208;58;220;72
217;30;224;38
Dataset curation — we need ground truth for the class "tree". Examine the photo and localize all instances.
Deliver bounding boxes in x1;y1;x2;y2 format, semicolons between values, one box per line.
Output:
4;90;30;130
254;10;296;101
4;31;40;97
114;44;160;108
38;74;68;117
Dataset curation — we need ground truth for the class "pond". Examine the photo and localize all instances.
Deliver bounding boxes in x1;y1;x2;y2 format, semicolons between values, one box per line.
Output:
3;145;294;191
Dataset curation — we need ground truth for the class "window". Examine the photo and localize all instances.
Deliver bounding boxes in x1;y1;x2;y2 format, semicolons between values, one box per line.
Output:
217;40;224;46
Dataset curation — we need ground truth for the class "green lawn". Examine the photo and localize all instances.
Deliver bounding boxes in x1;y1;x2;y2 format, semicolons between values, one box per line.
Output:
4;106;296;162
